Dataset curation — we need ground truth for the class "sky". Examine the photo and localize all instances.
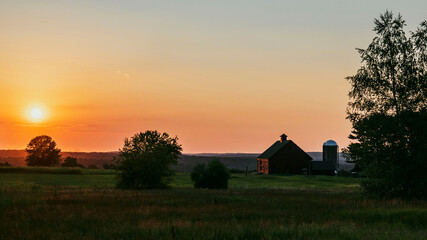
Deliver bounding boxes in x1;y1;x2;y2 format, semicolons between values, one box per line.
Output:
0;0;426;153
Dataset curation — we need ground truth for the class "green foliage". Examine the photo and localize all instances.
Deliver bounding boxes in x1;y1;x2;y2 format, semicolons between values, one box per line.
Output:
0;162;11;167
346;11;427;122
115;130;182;189
191;159;231;189
25;135;62;167
345;11;427;199
61;157;84;168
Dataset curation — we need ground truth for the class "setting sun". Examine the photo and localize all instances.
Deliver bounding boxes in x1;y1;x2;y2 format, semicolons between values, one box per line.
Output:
26;105;47;122
30;108;42;120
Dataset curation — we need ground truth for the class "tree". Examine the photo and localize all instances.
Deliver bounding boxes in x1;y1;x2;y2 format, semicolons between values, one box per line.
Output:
344;11;427;199
25;135;61;167
61;156;84;168
115;130;182;189
191;159;231;189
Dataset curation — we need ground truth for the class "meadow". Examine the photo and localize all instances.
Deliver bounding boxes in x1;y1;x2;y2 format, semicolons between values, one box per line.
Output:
1;167;426;239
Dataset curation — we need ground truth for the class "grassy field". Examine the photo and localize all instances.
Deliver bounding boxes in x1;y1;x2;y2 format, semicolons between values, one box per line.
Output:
0;167;359;189
1;167;426;239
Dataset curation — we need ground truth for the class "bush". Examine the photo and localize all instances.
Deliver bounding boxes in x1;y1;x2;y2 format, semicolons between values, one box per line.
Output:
191;159;231;189
115;130;182;189
61;157;84;168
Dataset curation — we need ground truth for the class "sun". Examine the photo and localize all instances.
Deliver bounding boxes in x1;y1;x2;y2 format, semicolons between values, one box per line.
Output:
30;108;43;119
26;105;47;122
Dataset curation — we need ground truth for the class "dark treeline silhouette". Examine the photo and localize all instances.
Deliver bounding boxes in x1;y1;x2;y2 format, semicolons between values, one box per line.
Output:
344;11;427;199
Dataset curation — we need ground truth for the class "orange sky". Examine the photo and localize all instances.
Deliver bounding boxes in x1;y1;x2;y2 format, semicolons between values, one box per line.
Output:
1;1;426;153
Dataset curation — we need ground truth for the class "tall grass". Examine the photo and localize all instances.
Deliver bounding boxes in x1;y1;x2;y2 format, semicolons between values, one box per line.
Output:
1;186;426;239
1;170;425;239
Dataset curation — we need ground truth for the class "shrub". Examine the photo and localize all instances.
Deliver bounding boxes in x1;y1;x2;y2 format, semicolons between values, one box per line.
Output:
61;157;84;168
191;159;231;189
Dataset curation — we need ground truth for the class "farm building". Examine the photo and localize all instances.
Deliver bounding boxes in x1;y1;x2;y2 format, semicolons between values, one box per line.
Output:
257;134;312;174
311;140;339;176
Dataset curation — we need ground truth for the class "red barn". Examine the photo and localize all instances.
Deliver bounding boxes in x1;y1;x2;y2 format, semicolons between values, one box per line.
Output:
257;134;312;174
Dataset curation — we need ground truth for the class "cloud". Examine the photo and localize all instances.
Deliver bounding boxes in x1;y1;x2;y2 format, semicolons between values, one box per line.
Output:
116;70;131;79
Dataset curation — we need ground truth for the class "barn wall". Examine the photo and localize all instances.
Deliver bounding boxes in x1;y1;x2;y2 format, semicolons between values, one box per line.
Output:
257;158;269;174
268;141;311;174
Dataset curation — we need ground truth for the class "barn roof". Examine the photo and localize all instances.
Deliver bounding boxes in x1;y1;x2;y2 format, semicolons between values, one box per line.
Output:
257;140;290;159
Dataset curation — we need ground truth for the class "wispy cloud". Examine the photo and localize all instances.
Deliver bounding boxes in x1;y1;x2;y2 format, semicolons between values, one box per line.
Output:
116;70;131;79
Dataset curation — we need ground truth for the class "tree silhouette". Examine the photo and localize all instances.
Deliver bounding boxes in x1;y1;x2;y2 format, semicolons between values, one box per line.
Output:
115;130;182;189
25;135;62;167
344;11;427;199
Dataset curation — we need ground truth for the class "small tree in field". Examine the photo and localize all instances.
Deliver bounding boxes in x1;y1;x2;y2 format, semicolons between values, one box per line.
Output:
25;135;61;167
115;130;182;189
191;159;230;189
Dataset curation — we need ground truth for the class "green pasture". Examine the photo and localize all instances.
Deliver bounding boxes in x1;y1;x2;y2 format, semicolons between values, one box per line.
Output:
1;167;426;239
0;167;360;190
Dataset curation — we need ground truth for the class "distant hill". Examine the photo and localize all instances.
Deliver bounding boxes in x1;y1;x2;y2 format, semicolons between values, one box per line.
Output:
0;150;354;172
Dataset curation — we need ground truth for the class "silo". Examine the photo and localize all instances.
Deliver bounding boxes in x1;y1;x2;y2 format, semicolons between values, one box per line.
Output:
323;140;338;169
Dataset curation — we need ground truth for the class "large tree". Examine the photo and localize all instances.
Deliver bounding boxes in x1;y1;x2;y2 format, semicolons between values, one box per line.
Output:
115;130;182;189
344;11;427;199
25;135;62;167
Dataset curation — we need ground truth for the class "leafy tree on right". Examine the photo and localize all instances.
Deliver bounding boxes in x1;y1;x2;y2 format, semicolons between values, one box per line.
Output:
344;11;427;199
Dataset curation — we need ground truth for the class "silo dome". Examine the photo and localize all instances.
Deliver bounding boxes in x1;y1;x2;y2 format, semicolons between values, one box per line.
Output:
323;140;338;146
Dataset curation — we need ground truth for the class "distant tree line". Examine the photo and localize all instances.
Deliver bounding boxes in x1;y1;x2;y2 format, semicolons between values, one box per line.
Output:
24;131;231;190
25;135;85;168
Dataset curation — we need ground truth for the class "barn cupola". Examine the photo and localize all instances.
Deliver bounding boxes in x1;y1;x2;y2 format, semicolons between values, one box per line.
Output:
280;134;288;142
